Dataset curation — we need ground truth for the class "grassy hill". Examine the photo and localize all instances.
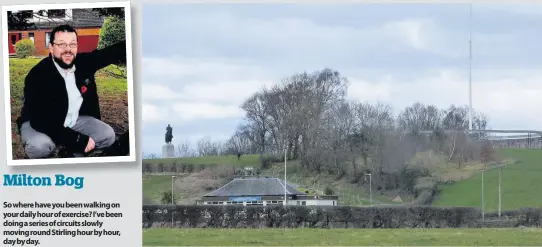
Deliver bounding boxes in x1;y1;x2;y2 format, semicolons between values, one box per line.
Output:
142;154;404;205
433;148;542;211
142;148;540;208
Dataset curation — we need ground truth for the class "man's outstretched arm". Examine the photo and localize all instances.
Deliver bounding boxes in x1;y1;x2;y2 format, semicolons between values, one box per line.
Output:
86;40;127;73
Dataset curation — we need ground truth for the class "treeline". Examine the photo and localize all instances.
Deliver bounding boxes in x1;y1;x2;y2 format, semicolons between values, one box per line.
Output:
233;68;489;171
144;69;494;199
142;205;541;229
144;68;490;165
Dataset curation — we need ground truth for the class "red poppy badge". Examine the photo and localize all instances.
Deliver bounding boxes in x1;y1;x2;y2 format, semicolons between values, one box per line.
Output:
81;86;87;94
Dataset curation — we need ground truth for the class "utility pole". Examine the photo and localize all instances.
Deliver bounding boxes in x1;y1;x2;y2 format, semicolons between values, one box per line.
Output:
481;169;485;221
468;3;474;132
499;167;502;220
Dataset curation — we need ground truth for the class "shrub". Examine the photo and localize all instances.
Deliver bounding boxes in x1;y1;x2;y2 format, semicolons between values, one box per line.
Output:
185;163;194;173
15;39;35;58
408;176;438;205
324;186;334;195
98;16;125;51
142;162;153;173
261;155;278;169
161;191;172;204
97;15;126;78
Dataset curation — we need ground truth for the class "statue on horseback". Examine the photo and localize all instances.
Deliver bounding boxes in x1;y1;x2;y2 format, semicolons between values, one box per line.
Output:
165;124;173;144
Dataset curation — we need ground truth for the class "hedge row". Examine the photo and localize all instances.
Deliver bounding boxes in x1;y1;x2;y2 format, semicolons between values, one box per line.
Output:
142;162;210;173
483;208;542;226
142;205;484;228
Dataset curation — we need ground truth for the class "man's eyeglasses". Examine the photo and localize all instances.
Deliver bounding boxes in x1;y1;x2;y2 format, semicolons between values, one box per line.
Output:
53;43;78;49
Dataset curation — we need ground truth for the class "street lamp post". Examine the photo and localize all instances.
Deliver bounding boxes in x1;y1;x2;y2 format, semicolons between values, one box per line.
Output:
171;175;175;205
284;147;287;206
171;175;176;227
365;173;372;206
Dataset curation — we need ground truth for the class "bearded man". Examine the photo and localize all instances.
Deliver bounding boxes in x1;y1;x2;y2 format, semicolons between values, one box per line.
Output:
16;24;126;158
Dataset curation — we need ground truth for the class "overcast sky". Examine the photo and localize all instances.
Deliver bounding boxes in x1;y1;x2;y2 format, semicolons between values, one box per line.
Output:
141;3;542;157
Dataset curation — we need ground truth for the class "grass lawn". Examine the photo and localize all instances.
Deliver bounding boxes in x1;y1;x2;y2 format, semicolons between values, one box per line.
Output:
8;57;128;159
143;228;542;246
434;148;542;211
143;175;179;204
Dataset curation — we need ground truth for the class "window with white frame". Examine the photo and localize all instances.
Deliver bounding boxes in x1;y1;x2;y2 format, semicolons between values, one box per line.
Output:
45;32;51;48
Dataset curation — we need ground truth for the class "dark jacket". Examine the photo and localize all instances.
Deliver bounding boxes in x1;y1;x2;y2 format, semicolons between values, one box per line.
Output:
16;40;127;153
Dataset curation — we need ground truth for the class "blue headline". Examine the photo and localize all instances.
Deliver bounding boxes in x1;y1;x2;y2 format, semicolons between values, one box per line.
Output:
2;174;84;189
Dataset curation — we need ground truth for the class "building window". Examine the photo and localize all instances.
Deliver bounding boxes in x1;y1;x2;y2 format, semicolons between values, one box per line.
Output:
302;201;306;205
297;201;300;205
45;32;51;47
29;32;34;43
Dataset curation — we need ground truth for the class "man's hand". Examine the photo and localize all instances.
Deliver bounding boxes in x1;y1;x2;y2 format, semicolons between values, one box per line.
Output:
85;137;95;153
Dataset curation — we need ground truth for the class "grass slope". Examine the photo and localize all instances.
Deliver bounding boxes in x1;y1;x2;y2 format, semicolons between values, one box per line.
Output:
142;154;401;205
434;148;542;211
261;160;403;205
143;228;542;246
9;57;128;159
143;175;180;204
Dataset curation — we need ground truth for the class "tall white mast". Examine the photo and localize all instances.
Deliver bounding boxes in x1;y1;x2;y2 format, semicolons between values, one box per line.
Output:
468;3;473;131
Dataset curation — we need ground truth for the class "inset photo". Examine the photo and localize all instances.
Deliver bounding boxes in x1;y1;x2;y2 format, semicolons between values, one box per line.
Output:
2;1;135;166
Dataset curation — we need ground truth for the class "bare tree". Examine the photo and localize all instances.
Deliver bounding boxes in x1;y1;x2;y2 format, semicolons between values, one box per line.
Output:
196;136;223;156
176;141;194;158
397;102;443;134
240;90;272;168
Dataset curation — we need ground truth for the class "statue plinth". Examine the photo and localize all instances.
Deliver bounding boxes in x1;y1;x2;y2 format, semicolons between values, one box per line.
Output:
162;143;175;158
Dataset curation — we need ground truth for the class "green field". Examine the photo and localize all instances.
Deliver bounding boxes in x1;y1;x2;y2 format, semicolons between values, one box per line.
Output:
143;228;542;246
9;57;128;159
434;148;542;211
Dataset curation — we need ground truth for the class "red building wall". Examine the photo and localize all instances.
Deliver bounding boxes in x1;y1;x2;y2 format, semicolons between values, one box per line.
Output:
8;27;101;57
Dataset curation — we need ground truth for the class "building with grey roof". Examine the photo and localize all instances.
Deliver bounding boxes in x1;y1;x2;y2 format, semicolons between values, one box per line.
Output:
197;177;339;206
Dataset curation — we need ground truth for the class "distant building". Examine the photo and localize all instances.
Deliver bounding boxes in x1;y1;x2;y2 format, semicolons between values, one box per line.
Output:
487;134;542;149
196;177;339;206
8;9;105;57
